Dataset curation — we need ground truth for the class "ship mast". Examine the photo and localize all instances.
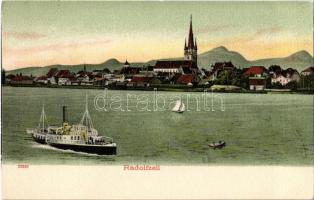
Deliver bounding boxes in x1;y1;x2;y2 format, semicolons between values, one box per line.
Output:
38;104;48;131
80;94;94;130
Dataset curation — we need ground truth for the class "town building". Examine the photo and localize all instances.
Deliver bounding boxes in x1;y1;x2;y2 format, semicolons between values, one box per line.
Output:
248;77;266;91
301;67;314;76
154;60;194;73
46;68;58;85
153;16;199;76
271;68;300;86
35;75;48;84
10;74;34;85
207;62;236;80
56;70;73;85
244;66;267;90
5;74;16;84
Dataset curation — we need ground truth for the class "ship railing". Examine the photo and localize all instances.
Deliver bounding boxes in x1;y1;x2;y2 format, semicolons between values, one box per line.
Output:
87;136;114;145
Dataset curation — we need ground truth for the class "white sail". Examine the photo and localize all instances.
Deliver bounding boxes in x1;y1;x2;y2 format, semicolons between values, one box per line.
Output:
172;100;185;113
179;102;185;112
172;100;181;112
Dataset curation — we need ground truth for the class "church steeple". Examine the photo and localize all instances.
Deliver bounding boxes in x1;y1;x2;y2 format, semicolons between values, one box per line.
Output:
184;15;197;65
188;15;194;49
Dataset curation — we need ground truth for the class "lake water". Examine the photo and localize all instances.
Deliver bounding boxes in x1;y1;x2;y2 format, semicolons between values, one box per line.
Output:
2;87;313;165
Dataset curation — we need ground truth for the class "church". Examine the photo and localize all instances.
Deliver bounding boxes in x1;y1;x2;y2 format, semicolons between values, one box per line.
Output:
153;16;199;74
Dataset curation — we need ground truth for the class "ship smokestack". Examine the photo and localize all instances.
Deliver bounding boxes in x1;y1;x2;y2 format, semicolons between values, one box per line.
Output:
62;106;67;123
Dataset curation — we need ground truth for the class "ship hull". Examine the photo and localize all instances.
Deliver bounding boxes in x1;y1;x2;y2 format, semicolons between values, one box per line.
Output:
48;143;117;155
31;134;46;144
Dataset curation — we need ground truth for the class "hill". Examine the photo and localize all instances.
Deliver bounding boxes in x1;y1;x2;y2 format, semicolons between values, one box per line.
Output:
197;46;250;68
7;46;313;76
7;59;140;76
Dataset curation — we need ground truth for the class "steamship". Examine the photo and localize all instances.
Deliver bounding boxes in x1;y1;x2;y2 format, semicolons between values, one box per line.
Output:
27;97;117;155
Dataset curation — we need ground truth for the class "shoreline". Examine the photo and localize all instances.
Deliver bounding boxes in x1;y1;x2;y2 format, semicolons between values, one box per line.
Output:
2;84;314;94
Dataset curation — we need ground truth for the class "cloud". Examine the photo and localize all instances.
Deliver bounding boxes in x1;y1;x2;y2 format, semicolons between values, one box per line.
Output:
238;26;284;43
3;39;112;55
3;31;46;40
196;24;230;35
254;26;283;38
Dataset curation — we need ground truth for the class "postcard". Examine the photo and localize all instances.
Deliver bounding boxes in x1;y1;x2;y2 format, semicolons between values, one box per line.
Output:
1;1;313;199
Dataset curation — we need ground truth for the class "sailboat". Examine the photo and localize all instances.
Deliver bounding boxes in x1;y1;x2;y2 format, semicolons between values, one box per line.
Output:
172;100;185;113
27;105;48;144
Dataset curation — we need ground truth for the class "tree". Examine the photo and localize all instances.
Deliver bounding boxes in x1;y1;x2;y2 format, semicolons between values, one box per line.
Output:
271;82;283;89
1;69;6;85
215;69;242;86
266;76;272;89
285;81;298;91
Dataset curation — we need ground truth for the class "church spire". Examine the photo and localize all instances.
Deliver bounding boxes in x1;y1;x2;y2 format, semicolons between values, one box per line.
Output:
184;15;197;65
188;14;194;48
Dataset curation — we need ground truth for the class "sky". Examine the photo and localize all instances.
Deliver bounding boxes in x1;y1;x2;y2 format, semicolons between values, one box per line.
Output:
2;1;313;70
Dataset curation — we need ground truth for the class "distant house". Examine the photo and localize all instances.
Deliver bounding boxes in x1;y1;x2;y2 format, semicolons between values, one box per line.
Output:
176;74;195;85
47;68;58;77
76;72;96;85
248;77;266;91
35;75;48;84
5;74;15;84
153;60;196;74
285;68;300;82
271;68;300;86
301;67;314;76
120;60;141;78
94;76;106;86
208;62;236;80
271;74;289;86
169;73;182;84
10;74;33;85
66;77;80;86
129;76;152;87
111;74;125;83
56;70;73;85
46;68;58;85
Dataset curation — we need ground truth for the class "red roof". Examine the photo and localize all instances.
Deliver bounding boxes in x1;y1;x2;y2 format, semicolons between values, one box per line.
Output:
47;68;58;78
302;67;314;73
56;70;71;78
37;75;48;80
155;60;194;69
12;75;32;81
176;74;194;84
244;66;265;76
6;74;15;79
211;62;235;72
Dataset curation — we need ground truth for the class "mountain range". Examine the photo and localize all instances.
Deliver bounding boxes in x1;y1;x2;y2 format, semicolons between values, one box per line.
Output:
7;46;313;76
